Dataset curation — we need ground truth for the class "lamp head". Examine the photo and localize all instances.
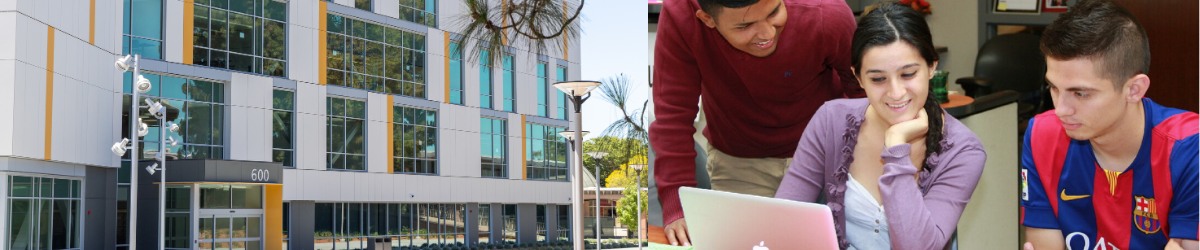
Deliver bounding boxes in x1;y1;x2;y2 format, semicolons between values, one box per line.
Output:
115;55;133;72
110;138;130;157
134;75;152;94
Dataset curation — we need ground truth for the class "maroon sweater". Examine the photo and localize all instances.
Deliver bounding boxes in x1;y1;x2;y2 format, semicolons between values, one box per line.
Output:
650;0;863;225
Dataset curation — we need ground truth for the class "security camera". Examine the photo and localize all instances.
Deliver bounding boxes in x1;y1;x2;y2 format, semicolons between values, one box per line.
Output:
134;75;152;94
114;55;133;72
137;119;149;137
111;138;130;157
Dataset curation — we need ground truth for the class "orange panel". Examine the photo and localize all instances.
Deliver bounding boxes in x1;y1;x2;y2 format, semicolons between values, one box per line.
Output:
44;26;54;160
264;184;283;250
183;0;194;64
318;1;328;85
387;95;395;173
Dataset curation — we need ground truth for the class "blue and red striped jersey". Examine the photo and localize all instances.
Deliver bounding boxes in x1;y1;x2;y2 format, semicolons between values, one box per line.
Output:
1021;98;1198;250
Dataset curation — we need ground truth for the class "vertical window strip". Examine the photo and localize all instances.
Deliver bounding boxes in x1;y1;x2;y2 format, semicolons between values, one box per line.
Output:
327;97;367;171
272;89;295;167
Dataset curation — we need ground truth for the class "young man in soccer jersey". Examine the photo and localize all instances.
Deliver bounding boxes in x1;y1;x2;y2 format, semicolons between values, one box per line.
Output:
1020;0;1198;249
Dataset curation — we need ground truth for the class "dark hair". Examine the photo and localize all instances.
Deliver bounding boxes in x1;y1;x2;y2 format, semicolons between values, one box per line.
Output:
697;0;759;17
1041;0;1149;89
850;1;944;168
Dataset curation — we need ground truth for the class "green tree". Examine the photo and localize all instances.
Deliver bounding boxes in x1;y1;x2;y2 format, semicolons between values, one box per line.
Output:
617;181;648;236
604;156;648;188
582;136;646;187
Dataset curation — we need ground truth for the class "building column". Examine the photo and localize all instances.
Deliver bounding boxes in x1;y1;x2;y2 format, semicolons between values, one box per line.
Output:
465;203;478;247
517;204;537;243
84;167;118;250
288;201;316;250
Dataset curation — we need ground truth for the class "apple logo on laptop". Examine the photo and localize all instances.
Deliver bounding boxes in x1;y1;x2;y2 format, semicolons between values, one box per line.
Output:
753;241;768;250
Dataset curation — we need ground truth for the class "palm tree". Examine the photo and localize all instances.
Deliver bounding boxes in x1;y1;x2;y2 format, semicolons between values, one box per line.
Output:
456;0;585;67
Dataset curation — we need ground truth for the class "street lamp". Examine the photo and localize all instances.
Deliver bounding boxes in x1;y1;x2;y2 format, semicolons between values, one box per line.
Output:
629;164;645;250
111;54;145;250
554;80;601;250
560;130;602;248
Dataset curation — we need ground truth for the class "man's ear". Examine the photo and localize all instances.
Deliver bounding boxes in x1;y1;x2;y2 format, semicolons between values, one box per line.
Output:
696;9;717;28
1124;73;1150;102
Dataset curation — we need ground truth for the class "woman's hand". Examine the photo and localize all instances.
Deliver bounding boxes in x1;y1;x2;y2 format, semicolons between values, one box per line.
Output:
885;109;929;147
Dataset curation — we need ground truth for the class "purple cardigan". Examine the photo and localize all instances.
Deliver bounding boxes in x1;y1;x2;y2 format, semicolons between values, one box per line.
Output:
775;98;986;250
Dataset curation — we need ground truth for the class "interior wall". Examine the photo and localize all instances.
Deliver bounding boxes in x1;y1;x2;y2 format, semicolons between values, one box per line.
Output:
1111;0;1199;112
926;0;980;94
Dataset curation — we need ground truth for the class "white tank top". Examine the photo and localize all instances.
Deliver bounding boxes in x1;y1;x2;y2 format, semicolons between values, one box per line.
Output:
845;173;892;250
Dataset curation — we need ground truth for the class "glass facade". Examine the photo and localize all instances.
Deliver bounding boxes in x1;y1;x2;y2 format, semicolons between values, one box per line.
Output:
123;0;163;59
393;106;438;175
557;205;570;241
477;204;490;243
398;0;437;27
123;73;226;160
164;185;192;250
326;14;427;98
536;205;547;242
479;50;493;109
448;41;464;105
314;203;467;249
480;118;507;178
536;61;549;117
502;204;517;242
525;123;568;181
192;0;289;77
7;176;82;250
355;0;371;11
556;66;568;119
327;97;367;171
501;54;515;112
272;89;295;167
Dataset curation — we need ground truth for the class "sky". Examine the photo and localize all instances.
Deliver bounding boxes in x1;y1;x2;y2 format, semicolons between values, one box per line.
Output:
578;0;651;141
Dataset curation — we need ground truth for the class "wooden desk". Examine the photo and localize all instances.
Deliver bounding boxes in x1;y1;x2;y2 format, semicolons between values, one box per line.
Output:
647;225;668;244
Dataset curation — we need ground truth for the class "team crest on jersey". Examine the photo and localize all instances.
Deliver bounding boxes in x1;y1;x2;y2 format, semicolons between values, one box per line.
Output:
1133;196;1161;234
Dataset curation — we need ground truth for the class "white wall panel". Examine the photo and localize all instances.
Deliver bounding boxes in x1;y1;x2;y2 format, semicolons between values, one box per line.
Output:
163;0;183;63
288;24;317;84
506;113;522;180
294;82;326;170
366;92;387;173
15;59;47;159
0;60;15;156
425;28;445;103
375;0;399;19
0;13;14;60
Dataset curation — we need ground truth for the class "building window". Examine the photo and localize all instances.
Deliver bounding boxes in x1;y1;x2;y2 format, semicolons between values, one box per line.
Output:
480;118;507;178
556;66;568;119
501;54;515;112
123;0;163;59
123;73;226;160
272;89;295;167
478;204;491;243
326;14;427;98
327;97;367;171
536;205;547;242
7;176;82;250
196;185;262;249
557;205;570;242
502;204;517;242
479;50;493;109
536;61;549;117
448;41;464;105
315;203;466;248
355;0;372;11
393;106;438;174
164;185;191;249
399;0;437;27
192;0;289;77
526;123;568;181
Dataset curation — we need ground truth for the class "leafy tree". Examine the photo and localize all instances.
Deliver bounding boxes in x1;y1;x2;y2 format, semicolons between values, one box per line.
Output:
604;155;648;188
616;181;648;235
582;136;646;187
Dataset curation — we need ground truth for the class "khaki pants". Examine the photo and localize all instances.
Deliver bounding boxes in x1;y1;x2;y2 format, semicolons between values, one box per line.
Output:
704;144;793;197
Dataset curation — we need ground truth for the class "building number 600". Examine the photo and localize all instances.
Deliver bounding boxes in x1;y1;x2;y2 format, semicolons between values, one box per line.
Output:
250;169;270;182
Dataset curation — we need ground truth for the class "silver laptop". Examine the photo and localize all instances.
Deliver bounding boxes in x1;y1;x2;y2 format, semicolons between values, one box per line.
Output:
679;186;838;250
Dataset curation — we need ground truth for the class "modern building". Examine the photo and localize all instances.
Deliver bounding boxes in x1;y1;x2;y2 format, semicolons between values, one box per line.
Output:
0;0;580;249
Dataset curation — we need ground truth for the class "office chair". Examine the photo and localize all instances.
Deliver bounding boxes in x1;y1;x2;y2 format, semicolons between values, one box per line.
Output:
956;32;1050;133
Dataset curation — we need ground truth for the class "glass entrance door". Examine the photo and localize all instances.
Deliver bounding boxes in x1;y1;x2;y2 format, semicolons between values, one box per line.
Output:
197;213;262;250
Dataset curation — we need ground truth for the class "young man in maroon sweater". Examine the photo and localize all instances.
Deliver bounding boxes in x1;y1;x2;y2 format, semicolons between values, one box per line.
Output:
650;0;863;246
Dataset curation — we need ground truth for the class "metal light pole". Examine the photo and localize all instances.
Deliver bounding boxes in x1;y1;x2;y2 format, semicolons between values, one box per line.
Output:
554;80;601;250
631;164;644;250
112;54;143;250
